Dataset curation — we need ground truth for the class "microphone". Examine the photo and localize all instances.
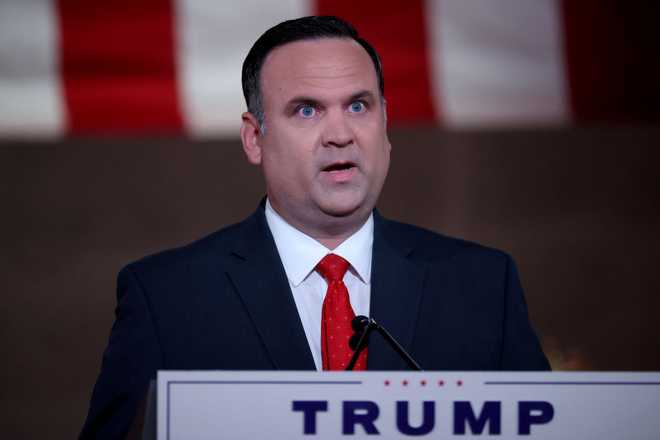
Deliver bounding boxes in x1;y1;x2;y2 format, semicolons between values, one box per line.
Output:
346;316;375;371
345;315;423;371
348;315;371;350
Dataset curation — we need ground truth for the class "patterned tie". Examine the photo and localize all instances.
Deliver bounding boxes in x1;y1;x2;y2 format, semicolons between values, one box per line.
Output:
317;253;367;370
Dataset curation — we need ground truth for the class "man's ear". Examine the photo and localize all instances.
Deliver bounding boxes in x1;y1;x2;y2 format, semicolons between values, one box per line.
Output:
240;112;263;165
381;99;391;153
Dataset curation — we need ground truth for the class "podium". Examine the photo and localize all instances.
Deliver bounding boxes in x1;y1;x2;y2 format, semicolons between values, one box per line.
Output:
143;371;660;439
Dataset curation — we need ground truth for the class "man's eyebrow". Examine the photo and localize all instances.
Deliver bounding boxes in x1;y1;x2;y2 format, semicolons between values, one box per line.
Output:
348;90;376;102
284;90;378;110
285;96;320;108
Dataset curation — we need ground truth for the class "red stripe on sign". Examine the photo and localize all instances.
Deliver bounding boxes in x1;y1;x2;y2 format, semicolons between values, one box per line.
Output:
57;0;183;134
561;1;660;123
316;0;438;124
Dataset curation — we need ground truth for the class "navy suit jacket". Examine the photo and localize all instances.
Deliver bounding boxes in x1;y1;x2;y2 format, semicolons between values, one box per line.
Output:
80;203;549;438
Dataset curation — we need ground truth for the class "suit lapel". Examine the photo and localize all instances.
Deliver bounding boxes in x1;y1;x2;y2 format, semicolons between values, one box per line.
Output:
224;205;316;370
368;213;427;370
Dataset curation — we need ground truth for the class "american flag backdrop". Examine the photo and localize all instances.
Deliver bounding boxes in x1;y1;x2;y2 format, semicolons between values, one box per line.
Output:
0;0;657;138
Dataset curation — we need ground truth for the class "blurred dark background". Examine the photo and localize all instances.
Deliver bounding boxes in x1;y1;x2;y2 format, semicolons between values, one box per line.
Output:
2;126;659;437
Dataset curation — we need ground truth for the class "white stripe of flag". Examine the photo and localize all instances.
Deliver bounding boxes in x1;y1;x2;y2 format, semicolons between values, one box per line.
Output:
427;0;569;127
174;0;312;138
0;0;65;137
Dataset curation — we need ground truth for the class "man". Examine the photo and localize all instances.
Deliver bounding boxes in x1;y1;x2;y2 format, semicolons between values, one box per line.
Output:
80;16;549;439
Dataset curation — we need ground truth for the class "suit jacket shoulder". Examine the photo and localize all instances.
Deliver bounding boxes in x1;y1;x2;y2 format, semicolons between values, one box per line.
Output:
376;214;508;261
370;213;550;372
124;215;247;284
80;206;315;438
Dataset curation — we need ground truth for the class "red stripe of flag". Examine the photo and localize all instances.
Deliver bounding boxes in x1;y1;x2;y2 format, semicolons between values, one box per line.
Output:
57;0;183;134
561;1;660;123
316;0;438;124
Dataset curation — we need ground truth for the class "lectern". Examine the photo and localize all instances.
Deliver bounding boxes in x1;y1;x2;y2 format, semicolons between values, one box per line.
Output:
141;371;660;439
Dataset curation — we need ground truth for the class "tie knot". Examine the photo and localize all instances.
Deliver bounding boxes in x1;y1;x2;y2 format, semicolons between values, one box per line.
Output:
316;253;349;282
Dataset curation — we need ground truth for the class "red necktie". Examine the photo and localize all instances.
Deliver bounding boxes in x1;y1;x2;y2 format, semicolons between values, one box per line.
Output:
317;254;367;371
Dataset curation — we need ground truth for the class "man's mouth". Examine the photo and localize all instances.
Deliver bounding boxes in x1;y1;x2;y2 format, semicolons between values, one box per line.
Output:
321;161;357;183
322;162;356;172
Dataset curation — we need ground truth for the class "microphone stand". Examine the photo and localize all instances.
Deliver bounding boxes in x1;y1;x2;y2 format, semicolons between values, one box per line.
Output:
345;317;423;371
345;318;376;371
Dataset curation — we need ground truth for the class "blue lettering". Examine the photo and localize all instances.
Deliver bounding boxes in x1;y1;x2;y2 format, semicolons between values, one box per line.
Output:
396;401;435;435
292;400;328;434
518;401;554;435
343;401;380;435
454;401;501;435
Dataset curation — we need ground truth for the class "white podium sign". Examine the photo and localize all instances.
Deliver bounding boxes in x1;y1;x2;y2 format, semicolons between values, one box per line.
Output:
157;371;660;439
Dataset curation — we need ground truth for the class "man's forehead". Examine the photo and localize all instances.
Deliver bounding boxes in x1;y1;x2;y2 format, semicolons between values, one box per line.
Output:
260;38;380;99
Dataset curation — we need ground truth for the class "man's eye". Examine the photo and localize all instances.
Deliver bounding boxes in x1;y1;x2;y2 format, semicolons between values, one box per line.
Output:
349;101;366;113
298;105;316;118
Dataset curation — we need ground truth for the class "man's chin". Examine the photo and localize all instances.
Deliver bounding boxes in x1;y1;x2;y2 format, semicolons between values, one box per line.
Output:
318;200;368;220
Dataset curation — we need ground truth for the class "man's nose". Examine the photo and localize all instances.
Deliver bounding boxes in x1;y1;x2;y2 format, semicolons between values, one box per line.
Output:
321;109;354;148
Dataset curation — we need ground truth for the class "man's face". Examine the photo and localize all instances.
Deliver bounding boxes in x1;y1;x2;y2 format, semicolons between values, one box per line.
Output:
242;38;391;238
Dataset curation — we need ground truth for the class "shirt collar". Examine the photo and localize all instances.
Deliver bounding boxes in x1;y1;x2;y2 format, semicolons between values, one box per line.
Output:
265;199;373;287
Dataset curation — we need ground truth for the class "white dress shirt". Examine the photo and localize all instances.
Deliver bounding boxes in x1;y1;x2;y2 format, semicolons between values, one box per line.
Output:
264;199;373;370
